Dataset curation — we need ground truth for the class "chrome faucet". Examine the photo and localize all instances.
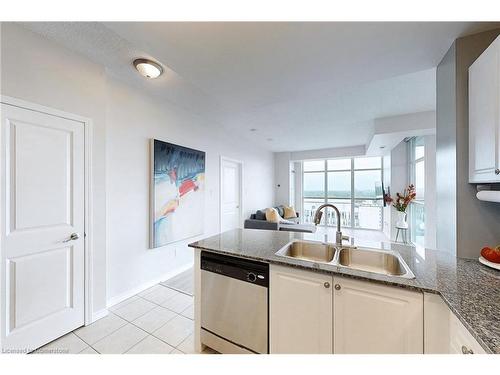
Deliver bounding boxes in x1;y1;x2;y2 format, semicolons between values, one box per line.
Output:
313;204;344;246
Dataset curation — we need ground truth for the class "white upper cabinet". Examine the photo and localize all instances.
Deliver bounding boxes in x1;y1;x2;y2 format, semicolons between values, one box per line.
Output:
269;265;333;354
333;277;423;354
469;35;500;183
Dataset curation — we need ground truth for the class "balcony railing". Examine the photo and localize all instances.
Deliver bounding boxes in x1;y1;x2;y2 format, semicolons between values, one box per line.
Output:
302;198;382;230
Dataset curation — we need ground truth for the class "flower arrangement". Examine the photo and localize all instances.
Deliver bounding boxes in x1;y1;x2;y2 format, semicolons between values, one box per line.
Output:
386;184;416;213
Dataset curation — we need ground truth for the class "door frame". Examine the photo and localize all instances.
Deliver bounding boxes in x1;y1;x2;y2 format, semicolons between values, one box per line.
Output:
0;95;96;327
219;156;244;232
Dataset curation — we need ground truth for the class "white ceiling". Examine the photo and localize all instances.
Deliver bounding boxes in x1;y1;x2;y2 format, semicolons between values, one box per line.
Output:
20;22;500;152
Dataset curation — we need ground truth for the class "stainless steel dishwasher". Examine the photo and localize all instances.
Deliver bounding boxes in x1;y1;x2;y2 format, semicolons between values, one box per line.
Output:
200;251;269;354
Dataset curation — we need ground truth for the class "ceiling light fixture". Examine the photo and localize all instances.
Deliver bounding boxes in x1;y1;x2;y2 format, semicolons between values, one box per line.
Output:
133;58;163;79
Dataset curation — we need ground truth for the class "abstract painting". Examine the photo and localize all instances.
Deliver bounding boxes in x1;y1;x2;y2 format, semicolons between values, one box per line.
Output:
151;139;205;248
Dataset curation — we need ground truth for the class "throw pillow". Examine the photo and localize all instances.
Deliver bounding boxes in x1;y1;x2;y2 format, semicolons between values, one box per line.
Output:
255;209;267;221
283;205;297;219
265;207;280;223
274;206;285;218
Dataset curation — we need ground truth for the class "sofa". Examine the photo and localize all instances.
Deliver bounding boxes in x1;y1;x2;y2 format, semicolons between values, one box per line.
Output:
244;206;317;233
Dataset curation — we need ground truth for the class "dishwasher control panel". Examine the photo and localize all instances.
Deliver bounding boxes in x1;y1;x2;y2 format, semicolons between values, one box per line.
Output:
201;251;269;287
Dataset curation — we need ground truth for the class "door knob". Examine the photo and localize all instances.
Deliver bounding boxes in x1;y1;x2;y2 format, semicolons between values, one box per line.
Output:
334;284;341;290
63;233;80;242
324;282;330;288
495;169;500;175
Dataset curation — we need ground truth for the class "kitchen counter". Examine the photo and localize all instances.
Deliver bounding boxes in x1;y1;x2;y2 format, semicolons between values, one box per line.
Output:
189;228;500;354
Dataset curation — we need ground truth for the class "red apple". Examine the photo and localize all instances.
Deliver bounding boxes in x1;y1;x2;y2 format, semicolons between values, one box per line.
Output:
481;246;500;264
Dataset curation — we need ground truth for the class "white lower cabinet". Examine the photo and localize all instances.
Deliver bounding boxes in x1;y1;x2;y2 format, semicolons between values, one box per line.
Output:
333;277;423;354
424;293;486;354
270;265;333;354
269;265;424;354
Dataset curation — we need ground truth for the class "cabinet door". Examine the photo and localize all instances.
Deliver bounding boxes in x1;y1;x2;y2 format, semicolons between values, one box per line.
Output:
423;293;450;353
449;310;487;354
334;277;423;354
469;36;500;183
270;265;333;354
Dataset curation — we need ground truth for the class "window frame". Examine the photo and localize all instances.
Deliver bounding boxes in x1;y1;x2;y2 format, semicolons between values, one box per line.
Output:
408;137;425;246
302;157;383;230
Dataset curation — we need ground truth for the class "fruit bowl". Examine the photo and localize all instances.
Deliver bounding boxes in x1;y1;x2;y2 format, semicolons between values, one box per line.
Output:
478;256;500;271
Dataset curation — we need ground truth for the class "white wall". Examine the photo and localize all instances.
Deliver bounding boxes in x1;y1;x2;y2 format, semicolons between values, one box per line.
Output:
1;23;275;309
389;140;408;241
274;152;291;206
436;43;457;254
367;111;436;155
382;154;392;239
1;23;108;316
292;162;303;214
106;79;274;302
424;135;437;249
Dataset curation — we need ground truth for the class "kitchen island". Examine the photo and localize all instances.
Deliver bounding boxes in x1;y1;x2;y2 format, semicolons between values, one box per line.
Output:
189;228;500;354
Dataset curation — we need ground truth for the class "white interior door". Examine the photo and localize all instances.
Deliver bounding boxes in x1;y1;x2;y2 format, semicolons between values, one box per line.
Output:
1;103;85;352
220;159;242;232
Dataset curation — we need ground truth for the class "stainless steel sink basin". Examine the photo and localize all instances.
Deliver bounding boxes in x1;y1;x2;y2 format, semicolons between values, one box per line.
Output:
276;240;336;263
337;247;415;279
275;240;415;279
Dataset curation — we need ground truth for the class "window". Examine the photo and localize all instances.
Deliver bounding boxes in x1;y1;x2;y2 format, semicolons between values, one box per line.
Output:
408;137;425;246
302;157;383;230
303;161;327;225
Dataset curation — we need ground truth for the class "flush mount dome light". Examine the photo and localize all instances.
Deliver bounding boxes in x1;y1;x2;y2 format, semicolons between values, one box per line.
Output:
133;58;163;79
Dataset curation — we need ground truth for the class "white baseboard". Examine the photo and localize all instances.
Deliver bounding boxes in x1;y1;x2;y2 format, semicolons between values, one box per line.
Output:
90;308;109;324
106;263;193;309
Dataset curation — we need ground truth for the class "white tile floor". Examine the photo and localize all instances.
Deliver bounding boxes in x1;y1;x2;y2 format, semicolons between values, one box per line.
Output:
35;284;216;354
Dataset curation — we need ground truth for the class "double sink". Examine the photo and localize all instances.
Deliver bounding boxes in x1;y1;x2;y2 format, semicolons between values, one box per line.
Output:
275;240;415;279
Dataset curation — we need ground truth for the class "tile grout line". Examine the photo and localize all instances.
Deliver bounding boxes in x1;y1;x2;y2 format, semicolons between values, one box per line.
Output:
175;333;194;354
108;295;142;313
127;309;179;334
112;297;187;326
124;333;177;354
147;306;194;350
137;289;190;310
123;334;152;354
73;311;128;348
88;318;152;354
93;309;193;352
72;284;194;354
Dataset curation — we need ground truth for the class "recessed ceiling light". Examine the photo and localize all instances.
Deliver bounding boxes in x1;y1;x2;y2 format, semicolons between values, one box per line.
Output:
250;128;258;132
133;58;163;79
380;146;386;149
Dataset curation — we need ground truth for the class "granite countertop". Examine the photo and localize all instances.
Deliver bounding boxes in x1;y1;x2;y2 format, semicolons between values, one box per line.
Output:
189;228;500;354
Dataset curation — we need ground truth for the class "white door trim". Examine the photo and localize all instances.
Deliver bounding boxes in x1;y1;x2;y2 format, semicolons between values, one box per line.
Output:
219;156;243;232
0;95;98;326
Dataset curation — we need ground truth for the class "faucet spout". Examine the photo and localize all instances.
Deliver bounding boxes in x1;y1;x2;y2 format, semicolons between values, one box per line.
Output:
313;204;344;246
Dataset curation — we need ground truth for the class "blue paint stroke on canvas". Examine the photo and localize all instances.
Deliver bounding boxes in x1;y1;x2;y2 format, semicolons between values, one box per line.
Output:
153;139;205;248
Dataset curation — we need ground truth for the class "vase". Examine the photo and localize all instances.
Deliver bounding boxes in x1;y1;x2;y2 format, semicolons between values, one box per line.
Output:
396;211;408;229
